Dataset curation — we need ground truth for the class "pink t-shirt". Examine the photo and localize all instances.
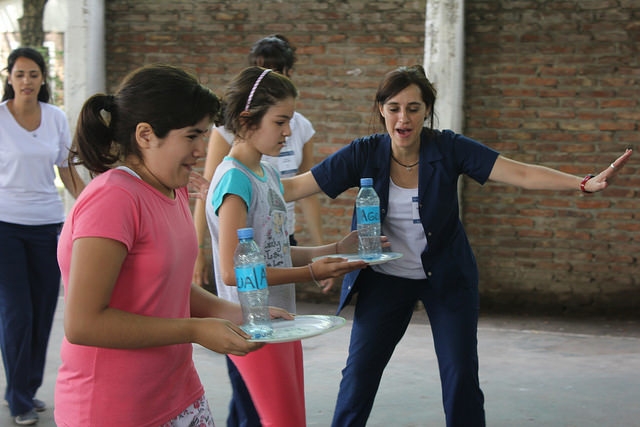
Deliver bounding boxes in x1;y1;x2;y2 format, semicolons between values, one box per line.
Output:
55;169;203;427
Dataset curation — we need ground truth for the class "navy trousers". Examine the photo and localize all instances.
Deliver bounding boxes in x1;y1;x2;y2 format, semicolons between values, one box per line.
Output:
331;268;485;427
0;221;61;416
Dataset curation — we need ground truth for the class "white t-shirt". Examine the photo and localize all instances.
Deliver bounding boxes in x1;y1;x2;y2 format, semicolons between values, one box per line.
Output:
216;111;315;235
0;101;71;225
373;178;427;279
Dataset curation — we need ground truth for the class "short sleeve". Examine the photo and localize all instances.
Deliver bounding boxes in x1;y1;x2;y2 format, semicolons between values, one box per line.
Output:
294;112;315;144
211;168;253;215
214;125;234;145
446;131;499;184
69;184;139;251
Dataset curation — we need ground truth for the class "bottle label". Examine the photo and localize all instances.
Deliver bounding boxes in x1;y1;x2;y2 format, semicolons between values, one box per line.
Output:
357;206;380;225
235;264;268;292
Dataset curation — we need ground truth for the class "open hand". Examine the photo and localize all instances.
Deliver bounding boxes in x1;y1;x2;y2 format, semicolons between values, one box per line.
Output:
188;171;211;200
583;148;633;193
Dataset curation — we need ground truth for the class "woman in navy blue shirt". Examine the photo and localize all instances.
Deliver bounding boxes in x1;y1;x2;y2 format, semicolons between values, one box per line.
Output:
283;65;632;427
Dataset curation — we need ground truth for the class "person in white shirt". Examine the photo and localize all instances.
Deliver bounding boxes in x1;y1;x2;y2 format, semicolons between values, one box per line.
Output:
0;47;85;426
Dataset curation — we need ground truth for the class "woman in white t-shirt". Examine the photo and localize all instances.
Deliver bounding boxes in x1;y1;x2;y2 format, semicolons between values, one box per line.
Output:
0;47;85;426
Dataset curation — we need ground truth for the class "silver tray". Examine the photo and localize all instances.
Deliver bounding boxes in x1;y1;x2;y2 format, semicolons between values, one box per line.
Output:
247;315;346;343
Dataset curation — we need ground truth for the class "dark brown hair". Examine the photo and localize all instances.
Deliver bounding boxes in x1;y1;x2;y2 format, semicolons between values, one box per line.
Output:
223;66;298;138
70;64;221;175
372;65;437;134
2;47;50;103
248;34;297;77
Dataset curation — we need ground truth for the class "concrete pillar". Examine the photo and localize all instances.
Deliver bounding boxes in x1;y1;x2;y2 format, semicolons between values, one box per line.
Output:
424;0;465;132
63;0;104;209
64;0;105;132
424;0;465;214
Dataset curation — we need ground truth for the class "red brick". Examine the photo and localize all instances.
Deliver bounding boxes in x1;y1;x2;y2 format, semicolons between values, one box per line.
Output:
91;0;640;313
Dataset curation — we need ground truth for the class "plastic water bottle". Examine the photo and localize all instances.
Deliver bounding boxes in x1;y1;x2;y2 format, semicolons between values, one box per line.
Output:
234;227;273;339
356;177;382;260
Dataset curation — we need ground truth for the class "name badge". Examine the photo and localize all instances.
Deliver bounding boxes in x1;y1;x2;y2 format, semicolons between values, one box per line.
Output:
278;150;297;177
412;196;420;224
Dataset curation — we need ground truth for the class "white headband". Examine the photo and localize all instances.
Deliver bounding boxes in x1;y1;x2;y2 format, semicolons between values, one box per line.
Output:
244;68;272;111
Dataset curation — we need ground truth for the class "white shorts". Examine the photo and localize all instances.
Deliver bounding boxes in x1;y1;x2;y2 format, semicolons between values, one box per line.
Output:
159;394;214;427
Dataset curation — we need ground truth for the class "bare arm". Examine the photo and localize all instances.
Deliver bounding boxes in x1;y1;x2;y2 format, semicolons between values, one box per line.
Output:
282;171;322;202
267;237;366;286
296;139;324;244
217;194;365;288
58;165;86;199
217;194;249;287
488;148;633;192
192;129;233;286
64;236;261;356
190;283;293;324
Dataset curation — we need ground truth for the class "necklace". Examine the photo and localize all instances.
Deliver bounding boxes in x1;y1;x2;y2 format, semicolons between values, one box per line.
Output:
391;153;419;171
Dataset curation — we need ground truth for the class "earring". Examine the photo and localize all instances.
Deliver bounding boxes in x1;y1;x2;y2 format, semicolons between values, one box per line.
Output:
41;82;45;86
7;82;11;85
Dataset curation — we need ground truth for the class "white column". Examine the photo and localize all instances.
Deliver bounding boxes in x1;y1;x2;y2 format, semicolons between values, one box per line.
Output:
63;0;104;209
64;0;105;132
424;0;465;132
424;0;465;214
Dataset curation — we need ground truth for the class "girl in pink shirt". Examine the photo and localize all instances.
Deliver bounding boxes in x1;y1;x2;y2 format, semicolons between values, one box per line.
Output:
55;64;290;427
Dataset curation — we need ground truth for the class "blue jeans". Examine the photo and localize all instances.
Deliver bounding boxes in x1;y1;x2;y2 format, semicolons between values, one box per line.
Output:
331;268;485;427
0;221;61;416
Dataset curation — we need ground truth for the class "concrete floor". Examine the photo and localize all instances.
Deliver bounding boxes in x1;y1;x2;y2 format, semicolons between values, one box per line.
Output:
2;298;639;426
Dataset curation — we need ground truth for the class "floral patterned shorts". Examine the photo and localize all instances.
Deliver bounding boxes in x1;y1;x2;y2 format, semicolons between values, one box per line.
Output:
159;394;215;427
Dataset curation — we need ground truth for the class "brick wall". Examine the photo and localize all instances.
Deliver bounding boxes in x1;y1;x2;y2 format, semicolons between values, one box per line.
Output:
105;0;639;313
105;0;427;302
464;0;639;314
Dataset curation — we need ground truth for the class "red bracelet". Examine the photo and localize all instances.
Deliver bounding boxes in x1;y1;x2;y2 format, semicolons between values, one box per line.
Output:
580;174;596;193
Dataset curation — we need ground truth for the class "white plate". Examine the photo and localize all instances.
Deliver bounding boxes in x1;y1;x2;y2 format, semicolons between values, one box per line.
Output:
247;315;346;343
311;252;403;266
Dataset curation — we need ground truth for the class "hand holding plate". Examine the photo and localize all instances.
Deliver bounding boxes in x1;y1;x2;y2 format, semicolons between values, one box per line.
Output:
268;306;295;321
310;255;367;281
194;318;265;356
337;230;391;253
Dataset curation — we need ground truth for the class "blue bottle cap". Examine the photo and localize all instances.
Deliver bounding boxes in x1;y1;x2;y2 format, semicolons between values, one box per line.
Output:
360;177;373;186
237;227;254;239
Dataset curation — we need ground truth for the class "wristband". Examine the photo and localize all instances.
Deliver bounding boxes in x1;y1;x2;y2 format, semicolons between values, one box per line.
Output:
580;174;596;193
308;264;322;288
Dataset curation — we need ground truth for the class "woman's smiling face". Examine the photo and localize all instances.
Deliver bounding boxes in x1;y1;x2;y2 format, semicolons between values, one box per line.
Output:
140;116;211;195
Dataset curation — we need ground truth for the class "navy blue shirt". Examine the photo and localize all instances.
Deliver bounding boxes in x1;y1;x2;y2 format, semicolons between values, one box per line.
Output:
311;129;499;312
